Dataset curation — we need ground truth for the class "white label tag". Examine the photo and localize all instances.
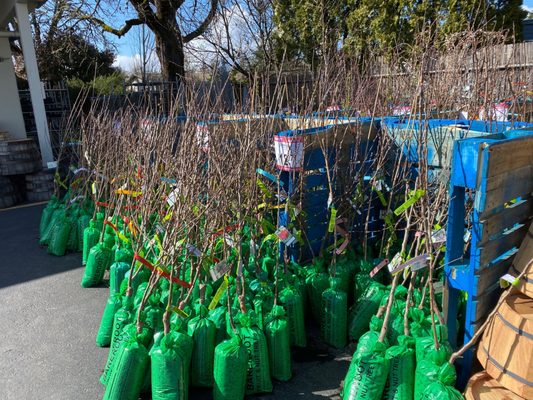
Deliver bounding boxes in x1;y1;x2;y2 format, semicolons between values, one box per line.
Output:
167;188;179;207
387;253;402;273
274;135;304;171
210;260;231;281
464;230;471;243
224;234;236;248
390;253;429;274
431;228;447;244
433;281;444;294
500;273;518;288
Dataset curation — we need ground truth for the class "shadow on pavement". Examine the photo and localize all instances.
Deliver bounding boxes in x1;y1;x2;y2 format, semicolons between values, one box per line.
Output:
0;204;83;289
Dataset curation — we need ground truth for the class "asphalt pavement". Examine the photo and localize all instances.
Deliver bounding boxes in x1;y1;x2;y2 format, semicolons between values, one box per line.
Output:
0;204;349;400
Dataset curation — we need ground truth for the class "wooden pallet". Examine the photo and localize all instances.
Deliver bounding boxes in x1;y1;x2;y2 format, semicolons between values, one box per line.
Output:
444;131;533;387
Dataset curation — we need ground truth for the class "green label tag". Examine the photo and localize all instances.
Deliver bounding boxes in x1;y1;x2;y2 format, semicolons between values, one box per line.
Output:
328;208;337;233
394;189;425;216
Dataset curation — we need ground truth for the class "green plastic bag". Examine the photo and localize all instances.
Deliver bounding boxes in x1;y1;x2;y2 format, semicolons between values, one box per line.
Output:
109;261;130;296
343;341;390;400
101;322;152;386
384;335;415;400
264;305;292;381
414;361;456;400
321;277;347;348
82;219;100;265
96;293;122;347
103;335;149;400
39;198;58;238
237;313;272;395
187;304;216;387
415;326;452;364
66;213;79;252
100;299;134;385
77;214;91;252
330;260;353;294
40;207;64;245
151;330;194;400
348;282;386;341
209;306;228;345
47;216;71;256
81;235;114;288
419;381;463;400
279;285;306;347
306;267;329;322
213;336;249;400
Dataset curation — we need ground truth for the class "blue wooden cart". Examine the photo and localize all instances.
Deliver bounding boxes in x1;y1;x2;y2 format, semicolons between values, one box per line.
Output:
444;128;533;387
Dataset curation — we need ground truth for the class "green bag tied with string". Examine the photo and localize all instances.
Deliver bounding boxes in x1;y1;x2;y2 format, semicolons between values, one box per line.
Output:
237;313;272;395
384;335;415;400
82;219;100;265
343;340;390;400
321;277;348;348
81;235;114;288
151;330;194;400
279;285;306;347
187;304;216;387
265;305;292;381
103;335;149;400
348;282;386;341
96;293;123;347
47;215;71;256
213;336;249;400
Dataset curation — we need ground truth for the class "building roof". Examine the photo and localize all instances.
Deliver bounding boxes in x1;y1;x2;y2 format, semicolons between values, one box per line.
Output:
1;1;47;29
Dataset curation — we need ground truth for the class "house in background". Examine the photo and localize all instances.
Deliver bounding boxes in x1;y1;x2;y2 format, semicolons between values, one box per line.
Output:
524;19;533;42
0;0;53;166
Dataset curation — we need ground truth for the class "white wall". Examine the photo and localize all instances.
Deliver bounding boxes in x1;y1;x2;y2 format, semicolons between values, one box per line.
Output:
0;37;26;139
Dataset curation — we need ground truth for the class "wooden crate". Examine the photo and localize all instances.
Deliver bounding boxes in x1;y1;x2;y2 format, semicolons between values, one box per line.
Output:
465;371;526;400
509;221;533;298
444;131;533;387
477;291;533;399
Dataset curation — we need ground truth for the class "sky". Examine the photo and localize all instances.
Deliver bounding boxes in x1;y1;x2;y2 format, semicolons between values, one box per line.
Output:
112;2;533;73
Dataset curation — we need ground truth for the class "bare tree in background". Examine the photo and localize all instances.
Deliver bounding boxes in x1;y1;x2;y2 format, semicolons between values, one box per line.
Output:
79;0;219;83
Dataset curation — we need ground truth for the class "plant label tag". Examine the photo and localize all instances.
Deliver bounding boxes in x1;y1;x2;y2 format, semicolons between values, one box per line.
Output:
499;273;518;288
387;253;402;273
155;223;165;235
433;281;444;294
275;226;296;246
431;228;446;244
379;209;387;220
186;243;202;257
390;253;429;275
210;260;231;281
464;230;471;243
167;188;179;207
369;258;389;278
224;234;236;248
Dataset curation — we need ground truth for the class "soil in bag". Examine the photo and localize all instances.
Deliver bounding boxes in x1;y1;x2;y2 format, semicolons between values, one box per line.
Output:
151;330;193;400
348;282;386;341
47;215;71;256
264;305;292;381
237;312;273;395
82;219;100;265
81;234;114;288
96;293;123;347
321;277;348;348
103;335;149;400
187;304;216;387
279;285;306;347
384;335;415;400
343;341;390;400
213;336;249;400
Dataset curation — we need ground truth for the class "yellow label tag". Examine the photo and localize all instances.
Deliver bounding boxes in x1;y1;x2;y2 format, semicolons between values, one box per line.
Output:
162;211;173;222
118;232;130;244
115;189;142;197
171;307;189;318
208;275;229;310
91;182;97;195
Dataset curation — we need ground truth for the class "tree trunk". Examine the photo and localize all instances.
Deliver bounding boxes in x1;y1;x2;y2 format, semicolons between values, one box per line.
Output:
154;29;185;83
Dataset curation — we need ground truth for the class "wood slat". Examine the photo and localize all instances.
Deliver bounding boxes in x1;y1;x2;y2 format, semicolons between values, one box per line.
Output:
479;197;533;242
486;138;533;179
479;224;528;265
485;164;533;194
511;221;533;274
473;286;502;324
475;256;514;295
